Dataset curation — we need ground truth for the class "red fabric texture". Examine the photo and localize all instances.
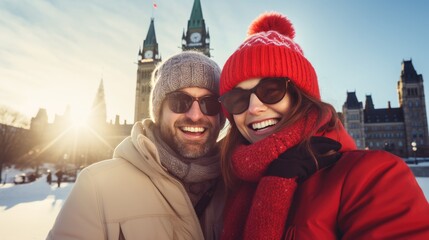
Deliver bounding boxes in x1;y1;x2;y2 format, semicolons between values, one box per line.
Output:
231;112;319;182
243;177;297;240
221;183;256;240
221;119;357;240
221;178;298;240
284;150;429;239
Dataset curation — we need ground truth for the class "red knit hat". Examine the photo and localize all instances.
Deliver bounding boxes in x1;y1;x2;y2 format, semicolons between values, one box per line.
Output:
220;12;320;101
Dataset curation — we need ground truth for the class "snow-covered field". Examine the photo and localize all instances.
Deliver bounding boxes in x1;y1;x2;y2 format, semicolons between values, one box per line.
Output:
1;168;428;240
0;176;73;240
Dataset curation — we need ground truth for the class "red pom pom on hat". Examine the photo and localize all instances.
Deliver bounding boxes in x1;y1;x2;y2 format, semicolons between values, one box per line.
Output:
248;12;295;39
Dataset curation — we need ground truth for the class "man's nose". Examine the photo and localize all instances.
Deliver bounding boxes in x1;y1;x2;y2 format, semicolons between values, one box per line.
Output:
185;100;204;121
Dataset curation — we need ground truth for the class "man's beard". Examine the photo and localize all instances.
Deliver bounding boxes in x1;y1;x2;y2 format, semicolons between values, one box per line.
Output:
160;118;218;159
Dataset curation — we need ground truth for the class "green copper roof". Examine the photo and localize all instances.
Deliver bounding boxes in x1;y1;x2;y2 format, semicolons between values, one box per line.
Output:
144;18;157;46
189;0;203;28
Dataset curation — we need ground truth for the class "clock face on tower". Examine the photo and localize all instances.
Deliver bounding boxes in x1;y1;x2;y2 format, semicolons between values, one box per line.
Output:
190;32;202;43
144;50;153;59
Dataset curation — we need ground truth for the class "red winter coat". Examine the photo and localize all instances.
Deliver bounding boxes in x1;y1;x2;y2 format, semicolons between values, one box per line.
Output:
284;150;429;239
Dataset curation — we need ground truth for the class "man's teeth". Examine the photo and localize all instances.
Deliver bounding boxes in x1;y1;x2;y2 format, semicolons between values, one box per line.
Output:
181;126;205;133
252;119;278;130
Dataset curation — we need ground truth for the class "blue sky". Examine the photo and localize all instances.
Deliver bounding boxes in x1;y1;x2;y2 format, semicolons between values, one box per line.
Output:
1;0;428;124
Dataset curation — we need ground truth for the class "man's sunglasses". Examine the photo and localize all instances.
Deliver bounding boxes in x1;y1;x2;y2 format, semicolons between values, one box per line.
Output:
219;77;289;115
165;91;221;116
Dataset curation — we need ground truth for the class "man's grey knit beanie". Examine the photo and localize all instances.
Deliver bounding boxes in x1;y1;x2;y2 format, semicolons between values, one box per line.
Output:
150;51;225;126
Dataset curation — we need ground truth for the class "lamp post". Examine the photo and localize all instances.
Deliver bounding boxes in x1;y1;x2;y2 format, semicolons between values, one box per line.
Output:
384;142;391;152
411;141;417;165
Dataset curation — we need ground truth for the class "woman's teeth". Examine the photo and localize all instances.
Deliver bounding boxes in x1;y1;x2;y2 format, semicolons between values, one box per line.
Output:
251;119;278;130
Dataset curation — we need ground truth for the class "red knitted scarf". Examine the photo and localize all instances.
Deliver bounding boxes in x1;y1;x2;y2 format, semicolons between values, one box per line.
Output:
221;112;325;240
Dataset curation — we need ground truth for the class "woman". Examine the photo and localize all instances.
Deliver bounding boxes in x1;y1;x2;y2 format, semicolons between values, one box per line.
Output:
218;12;429;240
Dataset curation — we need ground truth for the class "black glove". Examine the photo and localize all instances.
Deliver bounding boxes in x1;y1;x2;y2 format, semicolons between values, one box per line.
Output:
266;136;342;183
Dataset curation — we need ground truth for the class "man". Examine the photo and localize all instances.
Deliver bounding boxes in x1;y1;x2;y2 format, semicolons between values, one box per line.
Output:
47;51;226;240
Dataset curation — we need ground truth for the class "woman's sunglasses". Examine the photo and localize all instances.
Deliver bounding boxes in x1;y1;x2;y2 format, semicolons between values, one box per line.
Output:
219;77;289;115
165;91;221;116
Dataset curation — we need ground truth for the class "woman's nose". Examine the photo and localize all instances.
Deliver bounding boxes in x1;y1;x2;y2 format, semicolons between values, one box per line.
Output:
247;93;267;115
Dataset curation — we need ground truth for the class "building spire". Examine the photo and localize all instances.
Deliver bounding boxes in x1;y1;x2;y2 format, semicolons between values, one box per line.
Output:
89;79;107;124
182;0;210;57
189;0;203;28
139;18;160;61
144;18;157;46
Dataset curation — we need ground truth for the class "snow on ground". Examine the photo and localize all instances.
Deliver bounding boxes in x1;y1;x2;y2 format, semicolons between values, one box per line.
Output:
0;176;73;240
417;177;429;199
0;167;428;240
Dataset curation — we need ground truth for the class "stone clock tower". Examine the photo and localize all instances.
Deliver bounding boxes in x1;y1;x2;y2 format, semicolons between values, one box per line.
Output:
134;1;212;123
182;0;211;57
397;59;429;156
134;18;161;123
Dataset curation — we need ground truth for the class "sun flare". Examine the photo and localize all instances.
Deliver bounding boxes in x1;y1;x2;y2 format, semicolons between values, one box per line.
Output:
70;107;90;128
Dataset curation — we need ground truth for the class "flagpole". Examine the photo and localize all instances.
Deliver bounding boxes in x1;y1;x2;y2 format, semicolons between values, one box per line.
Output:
152;1;157;18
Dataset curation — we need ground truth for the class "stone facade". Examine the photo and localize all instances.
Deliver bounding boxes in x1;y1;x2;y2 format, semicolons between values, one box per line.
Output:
343;60;429;158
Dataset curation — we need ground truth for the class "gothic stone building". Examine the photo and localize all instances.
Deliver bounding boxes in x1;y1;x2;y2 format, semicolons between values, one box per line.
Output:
343;60;429;158
134;0;211;122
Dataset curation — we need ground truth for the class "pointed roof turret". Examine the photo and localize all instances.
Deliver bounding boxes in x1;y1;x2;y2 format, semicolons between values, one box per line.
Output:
30;108;49;130
400;59;423;83
189;0;203;29
143;18;157;46
32;108;48;124
365;94;375;110
139;18;160;61
89;79;107;124
344;91;363;109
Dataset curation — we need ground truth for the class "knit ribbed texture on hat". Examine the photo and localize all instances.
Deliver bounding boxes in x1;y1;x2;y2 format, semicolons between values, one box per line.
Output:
220;12;320;103
150;51;223;125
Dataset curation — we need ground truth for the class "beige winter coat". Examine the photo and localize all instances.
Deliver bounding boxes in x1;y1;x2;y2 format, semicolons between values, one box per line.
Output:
47;121;225;240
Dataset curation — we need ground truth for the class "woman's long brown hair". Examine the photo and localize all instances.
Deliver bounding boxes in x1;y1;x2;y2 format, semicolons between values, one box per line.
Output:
220;82;339;190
